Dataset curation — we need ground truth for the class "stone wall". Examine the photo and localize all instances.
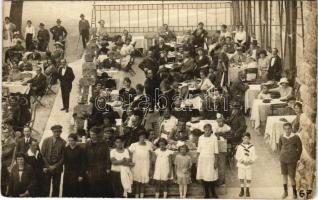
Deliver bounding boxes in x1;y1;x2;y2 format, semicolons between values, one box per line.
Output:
295;1;316;196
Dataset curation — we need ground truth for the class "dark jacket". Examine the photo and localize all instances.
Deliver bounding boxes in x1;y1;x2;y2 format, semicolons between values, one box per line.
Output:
50;25;67;41
8;164;36;197
227;111;247;139
79;19;90;33
267;55;282;81
37;29;50;43
192;29;208;48
2;136;16;168
15;137;37;155
84;141;111;183
27;73;47;97
278;134;302;163
40;136;66;172
63;145;85;197
25;150;46;196
138;56;158;74
230;79;249;102
58;66;75;92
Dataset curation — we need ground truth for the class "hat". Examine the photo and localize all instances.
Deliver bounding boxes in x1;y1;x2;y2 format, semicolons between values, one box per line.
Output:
39;23;45;27
16;38;22;43
56;19;61;23
236;46;243;51
54;42;64;47
98;19;105;24
51;124;62;131
252;40;258;45
279;77;289;85
80;14;85;17
261;81;272;87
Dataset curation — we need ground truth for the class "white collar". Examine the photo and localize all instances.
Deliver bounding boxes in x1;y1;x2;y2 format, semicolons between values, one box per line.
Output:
27;149;39;158
283;132;295;139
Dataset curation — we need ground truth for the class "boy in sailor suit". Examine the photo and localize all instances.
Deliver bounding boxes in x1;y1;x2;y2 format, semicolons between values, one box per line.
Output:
235;132;257;197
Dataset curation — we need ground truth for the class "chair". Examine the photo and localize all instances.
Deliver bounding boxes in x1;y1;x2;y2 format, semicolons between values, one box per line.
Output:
123;55;136;76
27;102;41;135
245;68;258;82
45;74;56;95
270;103;288;116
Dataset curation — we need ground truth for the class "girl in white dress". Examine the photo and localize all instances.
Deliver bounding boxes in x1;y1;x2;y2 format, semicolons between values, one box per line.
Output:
153;138;173;198
196;123;219;198
129;132;153;198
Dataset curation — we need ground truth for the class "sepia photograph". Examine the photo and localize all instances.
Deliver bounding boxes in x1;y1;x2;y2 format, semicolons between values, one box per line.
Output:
1;0;317;199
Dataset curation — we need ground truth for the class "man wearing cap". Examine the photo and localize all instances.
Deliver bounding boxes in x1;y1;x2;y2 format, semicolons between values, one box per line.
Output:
50;19;67;43
52;42;64;65
79;14;90;49
41;125;66;197
37;23;50;51
57;59;75;113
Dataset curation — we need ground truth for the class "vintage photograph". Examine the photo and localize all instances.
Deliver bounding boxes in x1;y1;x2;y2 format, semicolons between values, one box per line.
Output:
1;0;316;198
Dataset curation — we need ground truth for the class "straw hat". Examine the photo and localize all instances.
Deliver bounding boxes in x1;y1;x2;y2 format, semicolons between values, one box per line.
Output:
279;77;289;85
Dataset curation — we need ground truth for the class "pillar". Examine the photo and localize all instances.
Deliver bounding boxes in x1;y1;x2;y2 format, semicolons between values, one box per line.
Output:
295;1;316;198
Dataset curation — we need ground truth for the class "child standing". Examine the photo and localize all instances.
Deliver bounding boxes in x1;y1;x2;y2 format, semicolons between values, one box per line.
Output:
129;132;153;198
174;144;192;198
278;122;302;199
235;132;257;197
153;138;173;198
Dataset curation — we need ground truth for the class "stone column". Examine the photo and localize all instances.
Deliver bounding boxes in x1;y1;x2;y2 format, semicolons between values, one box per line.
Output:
295;1;316;198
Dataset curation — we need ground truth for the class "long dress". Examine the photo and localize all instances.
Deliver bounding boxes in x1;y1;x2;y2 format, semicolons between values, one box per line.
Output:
174;154;192;185
153;148;173;181
196;134;219;181
129;141;153;183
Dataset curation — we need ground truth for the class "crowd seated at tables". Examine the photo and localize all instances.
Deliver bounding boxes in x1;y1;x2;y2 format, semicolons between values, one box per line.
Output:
2;19;305;198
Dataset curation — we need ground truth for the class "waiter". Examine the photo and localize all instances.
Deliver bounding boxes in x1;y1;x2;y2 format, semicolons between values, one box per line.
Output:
57;59;75;113
79;14;90;49
50;19;67;45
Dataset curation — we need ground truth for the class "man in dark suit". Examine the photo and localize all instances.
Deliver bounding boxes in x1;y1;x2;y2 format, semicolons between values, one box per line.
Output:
58;59;75;113
267;48;282;81
40;125;66;197
15;126;36;157
26;67;47;98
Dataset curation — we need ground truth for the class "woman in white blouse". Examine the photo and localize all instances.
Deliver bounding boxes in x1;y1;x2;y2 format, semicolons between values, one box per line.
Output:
199;69;214;91
269;77;293;101
24;20;35;51
257;50;270;81
234;25;247;46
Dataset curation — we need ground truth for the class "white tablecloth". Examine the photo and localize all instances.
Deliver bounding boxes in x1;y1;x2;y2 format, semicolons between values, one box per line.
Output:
250;99;286;129
264;115;296;152
2;82;30;94
244;84;261;112
181;96;203;110
132;35;146;49
228;65;247;83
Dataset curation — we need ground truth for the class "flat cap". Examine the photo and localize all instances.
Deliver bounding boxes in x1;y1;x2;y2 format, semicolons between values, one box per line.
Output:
51;124;62;131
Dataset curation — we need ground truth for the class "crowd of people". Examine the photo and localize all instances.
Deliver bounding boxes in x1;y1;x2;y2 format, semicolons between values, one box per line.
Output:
2;12;308;199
